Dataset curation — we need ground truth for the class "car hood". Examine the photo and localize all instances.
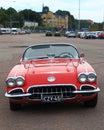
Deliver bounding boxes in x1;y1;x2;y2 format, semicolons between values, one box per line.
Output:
8;59;95;86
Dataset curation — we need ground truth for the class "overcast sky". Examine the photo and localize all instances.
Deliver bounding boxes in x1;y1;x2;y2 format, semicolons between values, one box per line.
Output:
1;0;104;23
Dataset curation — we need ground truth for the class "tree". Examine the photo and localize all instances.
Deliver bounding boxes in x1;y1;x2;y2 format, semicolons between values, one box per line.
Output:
6;7;20;28
19;9;42;25
0;8;8;27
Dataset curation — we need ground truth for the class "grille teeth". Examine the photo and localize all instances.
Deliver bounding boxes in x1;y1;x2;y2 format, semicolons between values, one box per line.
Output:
28;85;76;99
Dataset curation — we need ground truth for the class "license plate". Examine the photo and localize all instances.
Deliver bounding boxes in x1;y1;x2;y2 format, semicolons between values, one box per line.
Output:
41;94;63;103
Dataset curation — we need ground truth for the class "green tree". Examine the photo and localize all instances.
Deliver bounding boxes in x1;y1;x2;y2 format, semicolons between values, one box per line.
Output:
19;9;42;25
6;7;20;28
0;7;8;27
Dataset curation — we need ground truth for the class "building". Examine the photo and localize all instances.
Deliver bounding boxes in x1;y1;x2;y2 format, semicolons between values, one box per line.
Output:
24;21;38;28
41;6;68;29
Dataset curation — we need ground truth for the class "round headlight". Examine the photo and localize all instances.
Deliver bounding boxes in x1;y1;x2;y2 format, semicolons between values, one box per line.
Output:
6;78;15;87
16;77;24;86
88;73;96;82
78;73;87;83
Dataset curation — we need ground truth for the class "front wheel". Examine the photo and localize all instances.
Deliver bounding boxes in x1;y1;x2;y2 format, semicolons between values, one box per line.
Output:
9;101;21;111
84;94;98;107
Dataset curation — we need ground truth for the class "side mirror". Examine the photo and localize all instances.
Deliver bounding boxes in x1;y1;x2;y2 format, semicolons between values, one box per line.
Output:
80;53;85;58
80;53;85;61
20;58;22;62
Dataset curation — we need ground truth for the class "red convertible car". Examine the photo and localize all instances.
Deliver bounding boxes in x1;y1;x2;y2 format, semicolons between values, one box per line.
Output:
5;43;100;110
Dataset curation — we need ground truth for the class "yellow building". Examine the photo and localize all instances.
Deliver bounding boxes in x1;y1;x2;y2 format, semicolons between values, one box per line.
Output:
41;6;68;29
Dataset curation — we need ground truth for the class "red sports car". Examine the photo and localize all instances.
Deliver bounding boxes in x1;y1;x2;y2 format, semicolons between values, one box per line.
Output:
5;43;100;110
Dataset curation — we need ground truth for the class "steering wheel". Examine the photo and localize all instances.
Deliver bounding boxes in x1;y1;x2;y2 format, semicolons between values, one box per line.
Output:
58;52;74;58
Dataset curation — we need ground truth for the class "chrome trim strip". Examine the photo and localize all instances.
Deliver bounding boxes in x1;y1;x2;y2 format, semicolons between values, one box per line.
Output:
27;84;77;92
80;84;96;90
73;88;100;94
5;92;32;98
8;87;24;94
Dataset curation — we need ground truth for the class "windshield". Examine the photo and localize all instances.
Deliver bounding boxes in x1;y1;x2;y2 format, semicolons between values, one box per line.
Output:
22;43;79;61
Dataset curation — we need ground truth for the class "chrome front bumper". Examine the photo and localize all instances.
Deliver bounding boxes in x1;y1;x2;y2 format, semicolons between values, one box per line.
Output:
73;88;100;94
5;88;100;98
5;92;32;98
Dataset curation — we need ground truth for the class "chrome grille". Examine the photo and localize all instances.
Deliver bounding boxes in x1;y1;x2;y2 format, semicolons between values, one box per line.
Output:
28;85;76;100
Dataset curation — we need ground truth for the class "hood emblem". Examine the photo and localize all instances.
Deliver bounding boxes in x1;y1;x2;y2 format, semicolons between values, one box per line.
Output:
47;76;56;82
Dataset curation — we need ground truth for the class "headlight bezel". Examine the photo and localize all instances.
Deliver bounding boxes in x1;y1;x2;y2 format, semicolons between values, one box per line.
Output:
78;72;97;83
87;73;97;82
16;76;25;86
6;76;25;87
78;73;87;83
6;77;16;87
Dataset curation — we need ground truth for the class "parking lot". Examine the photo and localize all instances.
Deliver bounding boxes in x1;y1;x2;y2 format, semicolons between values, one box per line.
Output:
0;34;104;130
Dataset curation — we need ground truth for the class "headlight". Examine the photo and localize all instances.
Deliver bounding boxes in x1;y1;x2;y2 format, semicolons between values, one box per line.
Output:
78;73;87;83
6;78;16;87
87;73;96;82
6;76;25;87
16;76;25;86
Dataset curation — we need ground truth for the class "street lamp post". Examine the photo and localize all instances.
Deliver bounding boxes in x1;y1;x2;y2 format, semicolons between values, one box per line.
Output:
78;0;80;31
10;0;16;28
10;8;12;28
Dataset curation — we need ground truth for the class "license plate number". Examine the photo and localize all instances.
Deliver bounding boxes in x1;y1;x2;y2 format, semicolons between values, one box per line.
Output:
41;95;62;103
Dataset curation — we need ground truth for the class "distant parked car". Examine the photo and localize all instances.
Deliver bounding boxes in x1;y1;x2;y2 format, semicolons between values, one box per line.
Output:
79;32;86;39
45;31;52;36
98;32;104;39
0;28;7;34
65;31;70;36
84;32;96;39
18;31;26;35
11;28;20;35
66;31;76;38
77;31;83;38
25;30;31;34
54;31;61;36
